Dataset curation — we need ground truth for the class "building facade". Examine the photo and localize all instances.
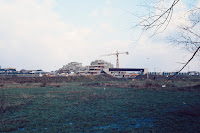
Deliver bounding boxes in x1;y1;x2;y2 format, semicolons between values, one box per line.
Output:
76;60;114;75
88;60;114;75
58;62;83;74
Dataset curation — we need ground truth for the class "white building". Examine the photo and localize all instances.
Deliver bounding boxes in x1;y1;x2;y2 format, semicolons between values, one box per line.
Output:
88;60;114;75
76;60;113;75
58;62;83;74
108;68;148;78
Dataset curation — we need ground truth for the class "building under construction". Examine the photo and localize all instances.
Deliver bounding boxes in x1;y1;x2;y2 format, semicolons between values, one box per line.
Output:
57;60;147;78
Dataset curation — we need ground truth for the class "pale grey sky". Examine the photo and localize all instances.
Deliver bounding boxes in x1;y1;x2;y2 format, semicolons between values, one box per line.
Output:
0;0;199;72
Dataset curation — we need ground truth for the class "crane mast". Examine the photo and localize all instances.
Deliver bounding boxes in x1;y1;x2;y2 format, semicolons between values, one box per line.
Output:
116;52;119;68
101;50;129;68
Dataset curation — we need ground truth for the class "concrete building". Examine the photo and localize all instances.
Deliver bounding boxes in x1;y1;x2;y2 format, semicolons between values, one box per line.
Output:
188;71;199;76
88;60;114;75
20;69;44;74
148;71;200;76
76;60;148;78
57;60;149;78
58;62;83;74
76;60;114;75
0;68;17;74
107;68;148;78
76;66;90;75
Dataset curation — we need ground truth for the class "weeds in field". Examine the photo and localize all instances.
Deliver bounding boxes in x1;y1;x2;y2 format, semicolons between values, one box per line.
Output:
1;80;200;132
0;88;6;114
0;84;4;87
40;82;47;87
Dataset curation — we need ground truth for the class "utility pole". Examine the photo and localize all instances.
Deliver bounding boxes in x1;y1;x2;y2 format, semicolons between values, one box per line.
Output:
147;58;149;79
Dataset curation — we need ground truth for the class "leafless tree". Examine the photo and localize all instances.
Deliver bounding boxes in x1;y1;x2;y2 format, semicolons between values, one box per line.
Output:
136;0;180;36
137;0;200;82
137;0;200;46
169;8;200;53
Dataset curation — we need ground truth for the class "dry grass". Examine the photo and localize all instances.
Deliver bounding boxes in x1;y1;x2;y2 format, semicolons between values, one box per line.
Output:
21;94;32;99
81;80;163;89
1;80;200;132
48;83;61;87
1;83;40;89
40;82;62;87
45;93;56;98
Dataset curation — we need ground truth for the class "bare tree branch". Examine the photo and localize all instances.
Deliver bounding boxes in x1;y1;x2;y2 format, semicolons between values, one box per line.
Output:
136;0;180;36
136;0;200;85
164;46;200;84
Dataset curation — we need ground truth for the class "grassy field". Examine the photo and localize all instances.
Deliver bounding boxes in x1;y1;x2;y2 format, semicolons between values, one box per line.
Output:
1;79;200;132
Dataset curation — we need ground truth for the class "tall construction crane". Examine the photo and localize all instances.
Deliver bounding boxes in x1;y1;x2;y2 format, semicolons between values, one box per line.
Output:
101;51;129;68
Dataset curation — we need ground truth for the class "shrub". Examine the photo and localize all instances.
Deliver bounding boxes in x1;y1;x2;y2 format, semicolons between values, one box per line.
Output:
40;82;47;87
0;84;4;87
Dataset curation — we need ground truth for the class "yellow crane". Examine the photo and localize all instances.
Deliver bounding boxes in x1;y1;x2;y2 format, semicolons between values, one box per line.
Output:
101;51;129;68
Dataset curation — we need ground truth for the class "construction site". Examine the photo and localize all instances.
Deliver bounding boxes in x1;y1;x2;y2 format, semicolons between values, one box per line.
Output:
1;51;200;133
0;50;199;78
56;51;148;78
0;51;147;78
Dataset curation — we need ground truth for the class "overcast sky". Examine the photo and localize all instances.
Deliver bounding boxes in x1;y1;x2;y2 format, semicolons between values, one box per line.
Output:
0;0;199;72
